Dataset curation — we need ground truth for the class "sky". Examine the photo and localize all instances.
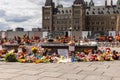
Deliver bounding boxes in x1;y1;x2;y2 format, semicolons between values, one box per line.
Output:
0;0;118;31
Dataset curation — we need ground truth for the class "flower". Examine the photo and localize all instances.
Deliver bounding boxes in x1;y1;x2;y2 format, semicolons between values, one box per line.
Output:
31;46;38;53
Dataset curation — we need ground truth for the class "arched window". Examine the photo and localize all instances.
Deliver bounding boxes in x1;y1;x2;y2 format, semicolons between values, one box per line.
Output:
62;10;64;14
107;11;110;14
66;10;68;13
92;11;95;14
87;12;89;15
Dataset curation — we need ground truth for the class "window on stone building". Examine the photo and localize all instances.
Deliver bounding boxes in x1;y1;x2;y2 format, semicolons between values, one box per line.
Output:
86;27;89;31
69;10;71;13
68;16;71;19
66;10;68;13
44;16;47;19
96;22;99;24
98;11;100;14
57;16;60;19
92;11;95;14
57;10;59;14
112;28;114;31
69;21;71;23
62;10;64;14
87;12;89;15
111;22;114;24
102;27;104;30
65;16;68;19
61;16;63;19
107;11;110;14
57;21;60;24
101;22;104;24
101;11;104;14
64;21;67;24
113;11;116;14
44;27;46;30
75;10;80;14
57;27;59;30
65;27;67;30
97;27;99;31
117;10;119;13
87;22;90;25
47;16;50;19
45;12;50;14
92;22;94;25
75;20;79;23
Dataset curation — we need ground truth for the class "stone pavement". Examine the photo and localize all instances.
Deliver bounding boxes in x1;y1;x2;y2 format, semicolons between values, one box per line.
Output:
0;61;120;80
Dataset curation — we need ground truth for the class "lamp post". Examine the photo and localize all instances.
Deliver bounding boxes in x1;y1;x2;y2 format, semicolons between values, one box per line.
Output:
69;27;72;40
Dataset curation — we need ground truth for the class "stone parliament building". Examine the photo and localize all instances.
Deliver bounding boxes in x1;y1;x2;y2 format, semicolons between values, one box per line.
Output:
42;0;120;39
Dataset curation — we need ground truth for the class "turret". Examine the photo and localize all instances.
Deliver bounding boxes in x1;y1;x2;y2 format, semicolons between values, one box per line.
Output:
89;0;94;7
45;0;53;6
105;0;107;7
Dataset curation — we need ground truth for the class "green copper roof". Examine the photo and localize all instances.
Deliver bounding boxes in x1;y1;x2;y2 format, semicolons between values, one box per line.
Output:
117;0;120;5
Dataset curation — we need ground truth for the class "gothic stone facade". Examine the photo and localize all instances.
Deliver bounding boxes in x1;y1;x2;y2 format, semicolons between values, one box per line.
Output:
42;0;120;38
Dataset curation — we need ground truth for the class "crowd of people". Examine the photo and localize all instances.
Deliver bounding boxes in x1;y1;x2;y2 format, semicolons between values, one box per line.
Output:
0;35;119;63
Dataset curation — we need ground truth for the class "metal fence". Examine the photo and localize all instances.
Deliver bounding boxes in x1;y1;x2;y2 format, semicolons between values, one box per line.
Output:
98;42;120;47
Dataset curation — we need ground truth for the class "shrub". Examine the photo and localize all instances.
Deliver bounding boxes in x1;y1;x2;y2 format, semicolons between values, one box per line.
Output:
5;53;17;62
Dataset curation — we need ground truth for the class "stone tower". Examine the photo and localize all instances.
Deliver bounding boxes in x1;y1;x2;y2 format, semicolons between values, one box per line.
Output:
42;0;55;32
105;0;107;7
72;0;86;37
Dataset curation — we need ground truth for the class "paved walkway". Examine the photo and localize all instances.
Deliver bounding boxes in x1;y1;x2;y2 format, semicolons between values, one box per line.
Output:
0;61;120;80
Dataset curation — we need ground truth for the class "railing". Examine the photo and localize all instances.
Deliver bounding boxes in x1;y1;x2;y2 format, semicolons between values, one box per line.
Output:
97;42;120;47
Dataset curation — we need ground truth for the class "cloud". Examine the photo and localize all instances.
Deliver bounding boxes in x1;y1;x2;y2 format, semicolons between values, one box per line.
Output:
5;15;32;22
0;22;10;30
0;10;6;17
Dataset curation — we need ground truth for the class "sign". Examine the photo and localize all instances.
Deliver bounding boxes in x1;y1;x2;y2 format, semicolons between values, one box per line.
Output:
58;49;69;58
69;46;75;51
0;45;2;50
2;32;5;38
43;31;48;38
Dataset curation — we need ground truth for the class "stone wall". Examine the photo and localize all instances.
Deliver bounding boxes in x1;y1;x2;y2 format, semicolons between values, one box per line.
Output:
0;31;43;39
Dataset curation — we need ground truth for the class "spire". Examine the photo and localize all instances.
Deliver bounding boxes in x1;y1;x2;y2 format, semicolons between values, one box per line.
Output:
45;0;53;6
74;0;85;5
105;0;107;7
85;1;89;7
117;0;120;5
56;0;63;8
111;0;113;6
89;0;94;7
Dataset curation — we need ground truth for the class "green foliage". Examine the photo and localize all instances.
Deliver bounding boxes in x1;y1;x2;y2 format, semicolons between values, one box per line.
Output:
5;53;17;62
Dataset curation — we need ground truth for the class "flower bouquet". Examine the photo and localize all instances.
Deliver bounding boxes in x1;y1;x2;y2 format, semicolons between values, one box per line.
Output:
31;46;38;56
